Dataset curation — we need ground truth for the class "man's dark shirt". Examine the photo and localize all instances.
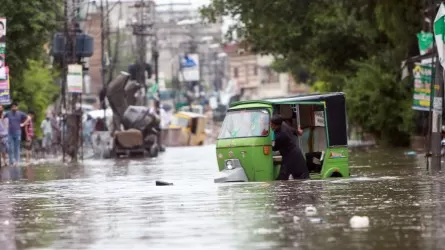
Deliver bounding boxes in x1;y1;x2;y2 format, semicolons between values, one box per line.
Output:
272;122;309;179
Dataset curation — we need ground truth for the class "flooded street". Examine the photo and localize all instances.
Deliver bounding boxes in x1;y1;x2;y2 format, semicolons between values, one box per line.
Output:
0;145;443;250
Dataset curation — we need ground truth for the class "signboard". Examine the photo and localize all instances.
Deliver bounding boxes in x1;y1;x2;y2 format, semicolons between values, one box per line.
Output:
0;17;6;44
412;63;437;111
0;17;8;104
67;64;83;93
179;54;200;82
314;111;325;127
0;76;10;105
417;31;434;64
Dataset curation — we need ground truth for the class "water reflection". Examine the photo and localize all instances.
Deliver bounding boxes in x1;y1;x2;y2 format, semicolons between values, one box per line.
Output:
1;146;445;249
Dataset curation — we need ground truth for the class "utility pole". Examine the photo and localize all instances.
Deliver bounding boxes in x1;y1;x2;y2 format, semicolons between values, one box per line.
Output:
431;0;444;172
100;0;107;127
64;0;81;162
130;0;153;106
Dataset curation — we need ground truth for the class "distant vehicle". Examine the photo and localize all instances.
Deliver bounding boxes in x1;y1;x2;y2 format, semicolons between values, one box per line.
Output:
214;92;349;183
91;72;162;159
163;111;207;147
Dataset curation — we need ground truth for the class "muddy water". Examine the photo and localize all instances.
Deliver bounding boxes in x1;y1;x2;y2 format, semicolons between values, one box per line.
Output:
0;146;443;250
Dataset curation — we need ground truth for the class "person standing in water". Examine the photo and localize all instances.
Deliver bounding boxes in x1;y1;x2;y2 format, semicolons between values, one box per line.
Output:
270;114;309;180
22;111;35;165
41;116;52;154
4;102;30;166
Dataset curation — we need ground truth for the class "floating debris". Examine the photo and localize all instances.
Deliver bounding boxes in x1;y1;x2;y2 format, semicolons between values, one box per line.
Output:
349;216;370;228
404;151;417;156
156;181;173;186
305;206;317;216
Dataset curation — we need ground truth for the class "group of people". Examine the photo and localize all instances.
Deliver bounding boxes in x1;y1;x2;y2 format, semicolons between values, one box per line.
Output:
0;102;34;166
0;102;62;167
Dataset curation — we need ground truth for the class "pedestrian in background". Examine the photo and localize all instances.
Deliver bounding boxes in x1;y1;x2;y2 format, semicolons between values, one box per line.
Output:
4;102;30;166
50;110;60;154
23;110;35;165
41;116;52;154
83;114;94;147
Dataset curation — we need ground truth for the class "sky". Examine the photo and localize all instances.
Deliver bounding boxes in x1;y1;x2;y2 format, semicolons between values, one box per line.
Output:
98;0;233;33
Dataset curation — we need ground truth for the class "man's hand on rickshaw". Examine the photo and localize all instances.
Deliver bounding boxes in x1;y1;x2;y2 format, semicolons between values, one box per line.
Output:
297;125;303;136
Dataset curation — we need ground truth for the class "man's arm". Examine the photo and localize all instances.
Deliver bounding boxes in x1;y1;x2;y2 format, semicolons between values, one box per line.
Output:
20;112;30;127
272;132;282;151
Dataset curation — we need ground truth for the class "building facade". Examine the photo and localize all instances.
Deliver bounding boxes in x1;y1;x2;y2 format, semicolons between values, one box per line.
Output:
223;43;308;100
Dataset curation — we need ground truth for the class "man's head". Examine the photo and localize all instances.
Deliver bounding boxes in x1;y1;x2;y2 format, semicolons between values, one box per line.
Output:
270;114;283;130
11;102;18;111
0;105;4;112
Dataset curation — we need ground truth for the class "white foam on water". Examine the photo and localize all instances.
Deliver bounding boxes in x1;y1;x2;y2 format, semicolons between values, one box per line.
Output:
349;216;370;228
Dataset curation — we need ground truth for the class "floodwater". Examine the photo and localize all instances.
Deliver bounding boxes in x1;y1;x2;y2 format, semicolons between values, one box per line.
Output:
0;145;443;250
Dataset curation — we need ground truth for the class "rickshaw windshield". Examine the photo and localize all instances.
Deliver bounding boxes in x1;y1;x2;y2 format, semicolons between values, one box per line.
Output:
171;116;189;127
218;109;270;139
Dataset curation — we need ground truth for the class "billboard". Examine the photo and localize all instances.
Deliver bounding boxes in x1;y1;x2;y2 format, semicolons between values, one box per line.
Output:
412;63;436;111
0;17;5;43
179;54;200;82
0;17;10;104
67;64;83;93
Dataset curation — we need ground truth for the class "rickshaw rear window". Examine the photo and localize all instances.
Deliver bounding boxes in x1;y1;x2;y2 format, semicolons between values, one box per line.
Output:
218;109;270;139
171;116;189;127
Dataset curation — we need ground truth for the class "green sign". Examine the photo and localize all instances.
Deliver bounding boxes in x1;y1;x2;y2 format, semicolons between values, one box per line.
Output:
412;63;436;111
417;32;434;55
434;3;445;67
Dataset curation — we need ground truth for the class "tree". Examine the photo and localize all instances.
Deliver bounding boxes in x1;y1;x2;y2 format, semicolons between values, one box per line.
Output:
17;60;59;136
345;58;413;146
0;0;62;135
0;0;61;80
202;0;423;145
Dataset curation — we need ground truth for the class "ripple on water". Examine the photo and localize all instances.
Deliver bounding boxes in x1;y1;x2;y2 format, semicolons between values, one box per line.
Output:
0;146;442;250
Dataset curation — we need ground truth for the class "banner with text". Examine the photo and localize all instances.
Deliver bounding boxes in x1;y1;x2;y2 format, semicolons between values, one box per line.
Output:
412;63;437;111
0;69;11;105
67;64;83;93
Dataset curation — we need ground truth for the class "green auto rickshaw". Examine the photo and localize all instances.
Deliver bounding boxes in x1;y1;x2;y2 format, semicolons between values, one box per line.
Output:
214;92;349;182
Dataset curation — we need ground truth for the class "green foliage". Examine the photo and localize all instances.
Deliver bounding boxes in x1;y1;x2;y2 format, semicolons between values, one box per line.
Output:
310;81;330;93
0;0;62;80
16;60;59;136
345;59;413;146
202;0;422;145
0;0;62;136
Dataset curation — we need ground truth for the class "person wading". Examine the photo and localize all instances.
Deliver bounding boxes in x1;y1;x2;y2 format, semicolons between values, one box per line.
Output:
23;110;35;165
4;102;30;166
0;105;8;166
41;116;52;154
270;114;309;180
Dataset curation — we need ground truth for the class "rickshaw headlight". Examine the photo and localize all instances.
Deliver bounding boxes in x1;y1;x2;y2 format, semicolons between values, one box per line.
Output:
225;160;234;170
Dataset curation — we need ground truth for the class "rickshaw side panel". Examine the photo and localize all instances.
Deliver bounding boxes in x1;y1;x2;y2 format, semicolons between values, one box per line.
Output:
216;137;273;181
321;147;349;178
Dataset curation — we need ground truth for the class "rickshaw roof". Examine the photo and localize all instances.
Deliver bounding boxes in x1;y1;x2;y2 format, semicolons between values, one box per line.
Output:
266;92;345;103
230;92;345;107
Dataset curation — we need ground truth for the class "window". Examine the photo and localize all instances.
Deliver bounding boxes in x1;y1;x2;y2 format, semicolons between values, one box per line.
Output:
218;109;270;139
234;67;239;78
170;116;189;127
254;65;258;76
